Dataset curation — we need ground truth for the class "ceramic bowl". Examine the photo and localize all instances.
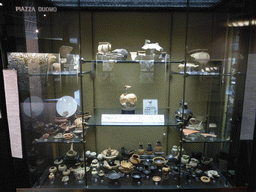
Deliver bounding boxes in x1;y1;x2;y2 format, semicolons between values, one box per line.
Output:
152;176;161;182
153;157;166;166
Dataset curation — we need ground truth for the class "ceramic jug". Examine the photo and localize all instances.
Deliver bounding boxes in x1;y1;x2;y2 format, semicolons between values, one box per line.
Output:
138;143;144;155
155;140;162;152
146;143;153;155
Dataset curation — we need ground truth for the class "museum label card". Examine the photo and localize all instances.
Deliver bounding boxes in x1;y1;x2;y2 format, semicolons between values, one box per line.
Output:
3;69;23;159
101;114;164;125
143;99;158;115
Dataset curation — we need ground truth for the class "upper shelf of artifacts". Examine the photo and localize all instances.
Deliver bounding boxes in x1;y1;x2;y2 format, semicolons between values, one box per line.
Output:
7;41;245;77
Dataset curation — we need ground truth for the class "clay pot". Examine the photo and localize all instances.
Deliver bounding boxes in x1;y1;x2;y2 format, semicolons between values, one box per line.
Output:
129;154;141;165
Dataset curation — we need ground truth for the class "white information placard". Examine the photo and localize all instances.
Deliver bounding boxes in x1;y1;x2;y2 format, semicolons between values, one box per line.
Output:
3;69;23;159
102;114;164;125
143;99;158;115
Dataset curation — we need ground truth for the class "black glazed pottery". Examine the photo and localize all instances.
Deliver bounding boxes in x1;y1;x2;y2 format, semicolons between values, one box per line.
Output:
105;170;124;181
143;159;151;166
143;168;151;175
131;171;145;181
137;164;145;172
149;164;157;170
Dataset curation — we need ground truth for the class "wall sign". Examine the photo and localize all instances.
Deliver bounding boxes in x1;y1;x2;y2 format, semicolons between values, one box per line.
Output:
15;6;57;12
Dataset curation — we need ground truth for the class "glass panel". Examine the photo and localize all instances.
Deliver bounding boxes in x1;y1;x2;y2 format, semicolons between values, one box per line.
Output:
6;0;85;188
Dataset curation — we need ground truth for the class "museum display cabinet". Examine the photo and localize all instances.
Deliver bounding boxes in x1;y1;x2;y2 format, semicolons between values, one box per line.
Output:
1;0;255;191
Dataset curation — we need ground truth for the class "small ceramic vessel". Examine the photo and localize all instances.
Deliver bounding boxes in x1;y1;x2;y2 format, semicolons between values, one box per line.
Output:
189;158;199;168
49;173;55;183
63;133;73;140
155;140;162;152
66;143;77;157
90;159;99;168
98;170;105;177
49;166;57;174
120;85;137;111
162;166;170;175
200;176;210;183
101;147;119;160
181;155;190;164
138;143;144;155
62;169;70;176
58;164;67;172
62;176;69;184
152;176;161;183
129;154;141;165
146;143;153;155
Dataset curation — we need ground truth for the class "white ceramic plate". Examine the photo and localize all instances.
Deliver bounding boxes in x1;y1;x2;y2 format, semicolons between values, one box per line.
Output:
56;96;77;117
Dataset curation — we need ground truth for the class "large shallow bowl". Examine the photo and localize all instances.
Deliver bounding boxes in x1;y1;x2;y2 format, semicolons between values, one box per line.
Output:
56;96;77;117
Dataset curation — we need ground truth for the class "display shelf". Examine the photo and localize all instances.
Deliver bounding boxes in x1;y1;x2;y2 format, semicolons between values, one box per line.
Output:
33;166;86;188
81;59;182;64
95;60;180;64
182;138;232;143
35;156;230;189
171;71;245;76
35;129;90;144
86;108;177;126
28;71;91;76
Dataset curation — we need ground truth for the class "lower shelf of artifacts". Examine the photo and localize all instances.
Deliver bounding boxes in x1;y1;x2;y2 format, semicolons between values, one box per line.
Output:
34;154;231;189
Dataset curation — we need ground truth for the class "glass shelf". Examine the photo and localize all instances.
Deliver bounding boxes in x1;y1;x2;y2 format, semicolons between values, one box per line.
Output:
35;128;90;144
28;71;91;76
81;59;182;64
171;71;246;77
87;108;177;126
182;138;232;143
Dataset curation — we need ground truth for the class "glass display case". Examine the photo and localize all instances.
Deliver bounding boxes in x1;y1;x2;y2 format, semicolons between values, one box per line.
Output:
1;0;254;191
